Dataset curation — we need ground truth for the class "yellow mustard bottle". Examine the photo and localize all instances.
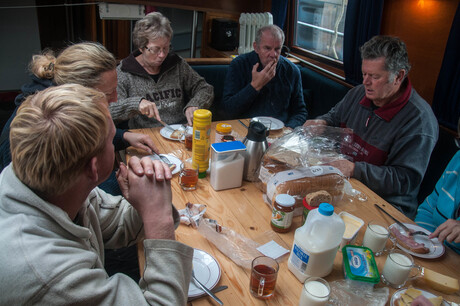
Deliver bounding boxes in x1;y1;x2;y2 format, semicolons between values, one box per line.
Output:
192;109;212;178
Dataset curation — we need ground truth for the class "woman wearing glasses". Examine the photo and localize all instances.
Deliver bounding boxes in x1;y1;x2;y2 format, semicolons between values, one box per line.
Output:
110;12;213;128
415;118;460;254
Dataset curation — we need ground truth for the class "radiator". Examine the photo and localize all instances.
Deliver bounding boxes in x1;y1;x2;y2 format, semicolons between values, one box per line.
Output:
238;12;273;55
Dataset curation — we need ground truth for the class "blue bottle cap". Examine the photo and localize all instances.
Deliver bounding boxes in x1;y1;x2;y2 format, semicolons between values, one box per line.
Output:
318;203;334;216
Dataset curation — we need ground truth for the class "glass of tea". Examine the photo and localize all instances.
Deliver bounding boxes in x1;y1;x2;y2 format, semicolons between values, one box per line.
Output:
180;126;193;151
179;160;198;191
249;256;279;299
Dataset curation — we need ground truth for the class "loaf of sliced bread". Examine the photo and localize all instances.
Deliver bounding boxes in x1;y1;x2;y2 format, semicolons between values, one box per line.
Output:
304;190;332;207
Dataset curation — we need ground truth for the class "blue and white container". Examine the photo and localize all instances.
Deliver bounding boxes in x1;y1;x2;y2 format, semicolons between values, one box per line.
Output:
288;203;345;281
210;141;246;191
342;245;380;288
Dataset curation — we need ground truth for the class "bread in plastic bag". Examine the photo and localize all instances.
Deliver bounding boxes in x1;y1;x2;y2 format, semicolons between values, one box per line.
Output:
260;125;353;171
262;166;345;215
256;125;353;214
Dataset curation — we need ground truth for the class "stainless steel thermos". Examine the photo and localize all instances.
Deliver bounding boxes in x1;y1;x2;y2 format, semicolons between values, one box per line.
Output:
242;121;268;181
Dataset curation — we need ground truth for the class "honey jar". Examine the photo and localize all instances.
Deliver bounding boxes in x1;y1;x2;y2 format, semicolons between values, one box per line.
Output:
215;123;232;143
271;194;295;233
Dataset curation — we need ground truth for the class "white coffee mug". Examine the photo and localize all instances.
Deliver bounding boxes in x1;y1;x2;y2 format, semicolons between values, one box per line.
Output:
362;220;393;256
381;249;423;289
299;277;330;306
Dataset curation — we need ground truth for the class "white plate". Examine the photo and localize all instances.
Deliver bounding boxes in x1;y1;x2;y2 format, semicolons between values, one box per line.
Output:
389;223;445;259
160;154;182;175
391;287;448;306
188;249;221;298
252;116;285;130
148;154;183;175
160;124;184;141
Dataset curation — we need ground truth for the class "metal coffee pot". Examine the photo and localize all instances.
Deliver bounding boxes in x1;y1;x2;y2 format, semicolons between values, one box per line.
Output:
242;121;268;181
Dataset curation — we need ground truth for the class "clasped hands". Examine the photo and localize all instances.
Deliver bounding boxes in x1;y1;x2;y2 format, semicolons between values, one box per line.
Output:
116;156;175;239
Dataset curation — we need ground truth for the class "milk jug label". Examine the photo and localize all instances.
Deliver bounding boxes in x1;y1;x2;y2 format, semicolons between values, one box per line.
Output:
291;244;310;273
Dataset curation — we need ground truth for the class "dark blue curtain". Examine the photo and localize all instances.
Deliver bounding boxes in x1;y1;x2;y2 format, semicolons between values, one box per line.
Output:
432;3;460;131
343;0;384;85
271;0;289;30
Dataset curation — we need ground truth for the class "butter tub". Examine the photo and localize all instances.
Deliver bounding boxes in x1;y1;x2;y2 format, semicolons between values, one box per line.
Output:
338;211;364;250
342;245;380;288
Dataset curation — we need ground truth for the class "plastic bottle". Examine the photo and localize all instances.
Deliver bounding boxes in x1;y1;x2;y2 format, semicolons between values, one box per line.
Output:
288;203;345;281
192;109;212;178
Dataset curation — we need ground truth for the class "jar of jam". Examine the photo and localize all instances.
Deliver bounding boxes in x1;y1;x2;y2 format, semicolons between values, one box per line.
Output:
271;194;295;233
215;123;232;143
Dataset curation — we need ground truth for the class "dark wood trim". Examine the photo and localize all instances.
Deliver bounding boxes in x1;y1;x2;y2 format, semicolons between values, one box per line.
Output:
440;124;457;136
185;58;233;65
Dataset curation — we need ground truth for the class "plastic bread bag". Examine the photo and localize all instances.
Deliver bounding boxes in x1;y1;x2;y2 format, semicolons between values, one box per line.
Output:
327;279;389;306
259;125;354;174
256;125;353;215
197;218;289;270
262;165;346;216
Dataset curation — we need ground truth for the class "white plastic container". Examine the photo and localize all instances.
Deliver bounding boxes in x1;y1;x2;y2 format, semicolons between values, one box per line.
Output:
288;203;345;281
210;141;246;191
338;211;364;251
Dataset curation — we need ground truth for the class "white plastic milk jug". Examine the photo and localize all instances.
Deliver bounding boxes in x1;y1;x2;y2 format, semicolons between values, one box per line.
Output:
288;203;345;282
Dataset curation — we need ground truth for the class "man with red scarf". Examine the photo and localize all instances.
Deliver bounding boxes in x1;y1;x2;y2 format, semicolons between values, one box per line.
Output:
304;36;438;219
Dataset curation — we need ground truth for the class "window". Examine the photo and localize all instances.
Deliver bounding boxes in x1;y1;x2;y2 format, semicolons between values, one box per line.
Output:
293;0;348;64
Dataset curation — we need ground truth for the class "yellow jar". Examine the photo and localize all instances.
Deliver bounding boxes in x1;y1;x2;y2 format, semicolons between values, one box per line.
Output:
192;109;212;178
215;123;232;143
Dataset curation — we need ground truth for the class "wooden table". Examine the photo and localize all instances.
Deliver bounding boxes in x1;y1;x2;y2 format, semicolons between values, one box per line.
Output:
129;119;460;305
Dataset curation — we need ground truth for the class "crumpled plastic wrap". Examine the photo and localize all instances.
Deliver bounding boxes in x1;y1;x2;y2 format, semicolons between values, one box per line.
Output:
328;280;389;306
262;125;354;169
197;218;289;270
178;203;206;227
256;126;354;214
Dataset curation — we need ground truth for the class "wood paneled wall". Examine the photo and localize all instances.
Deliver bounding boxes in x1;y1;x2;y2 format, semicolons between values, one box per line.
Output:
381;0;458;105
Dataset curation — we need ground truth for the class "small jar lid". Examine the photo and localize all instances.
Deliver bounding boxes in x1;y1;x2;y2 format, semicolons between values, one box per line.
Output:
216;123;232;133
275;194;295;207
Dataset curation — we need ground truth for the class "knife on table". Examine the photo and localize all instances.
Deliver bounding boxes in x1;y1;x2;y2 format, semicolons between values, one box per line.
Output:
374;204;411;232
191;272;223;305
187;286;228;302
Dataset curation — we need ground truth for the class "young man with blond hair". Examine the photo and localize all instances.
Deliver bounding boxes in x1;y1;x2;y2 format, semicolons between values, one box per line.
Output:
0;84;193;305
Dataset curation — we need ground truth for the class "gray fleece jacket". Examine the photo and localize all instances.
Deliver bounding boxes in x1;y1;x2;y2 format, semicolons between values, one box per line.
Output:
0;165;193;305
318;80;438;219
110;51;213;129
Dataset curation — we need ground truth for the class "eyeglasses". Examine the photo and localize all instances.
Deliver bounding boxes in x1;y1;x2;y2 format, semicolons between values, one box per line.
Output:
144;45;172;56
